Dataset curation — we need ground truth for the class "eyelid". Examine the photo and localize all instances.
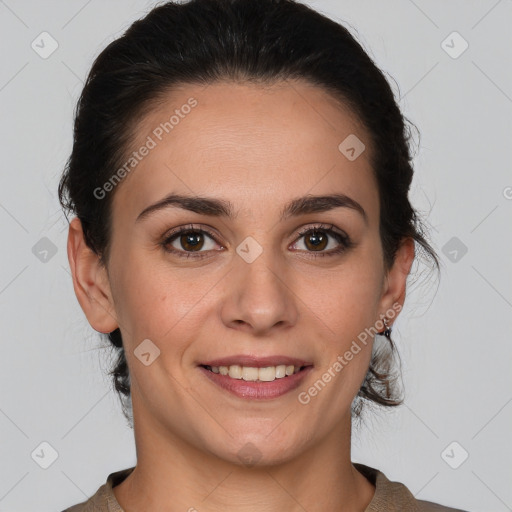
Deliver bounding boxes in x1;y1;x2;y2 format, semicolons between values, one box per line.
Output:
294;222;348;241
162;223;222;243
290;223;353;256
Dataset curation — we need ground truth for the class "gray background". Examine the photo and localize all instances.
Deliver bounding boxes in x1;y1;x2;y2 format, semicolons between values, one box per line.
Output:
1;0;511;510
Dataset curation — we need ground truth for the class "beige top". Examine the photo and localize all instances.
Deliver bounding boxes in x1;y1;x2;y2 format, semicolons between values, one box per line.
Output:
62;463;468;511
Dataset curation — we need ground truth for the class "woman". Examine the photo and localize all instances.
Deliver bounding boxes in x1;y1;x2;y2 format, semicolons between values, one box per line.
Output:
59;0;468;510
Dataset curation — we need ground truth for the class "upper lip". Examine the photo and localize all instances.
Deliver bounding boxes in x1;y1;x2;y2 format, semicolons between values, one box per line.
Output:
200;355;313;368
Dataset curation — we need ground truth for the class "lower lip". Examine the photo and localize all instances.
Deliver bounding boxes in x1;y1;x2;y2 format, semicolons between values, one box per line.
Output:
198;366;313;400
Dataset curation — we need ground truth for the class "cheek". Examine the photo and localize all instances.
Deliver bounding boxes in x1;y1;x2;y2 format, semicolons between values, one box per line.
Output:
110;251;219;343
295;253;383;336
110;230;384;352
303;265;382;405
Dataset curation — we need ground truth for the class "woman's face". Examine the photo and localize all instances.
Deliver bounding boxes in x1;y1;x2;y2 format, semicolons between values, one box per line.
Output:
77;80;413;465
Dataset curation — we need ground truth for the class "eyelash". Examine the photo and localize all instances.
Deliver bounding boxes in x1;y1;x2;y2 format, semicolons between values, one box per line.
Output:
160;223;354;260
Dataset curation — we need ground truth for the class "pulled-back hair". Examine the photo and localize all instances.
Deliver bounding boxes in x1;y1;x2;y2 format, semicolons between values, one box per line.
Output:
58;0;439;426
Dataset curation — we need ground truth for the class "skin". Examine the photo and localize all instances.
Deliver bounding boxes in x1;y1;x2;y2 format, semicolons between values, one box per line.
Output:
68;80;415;511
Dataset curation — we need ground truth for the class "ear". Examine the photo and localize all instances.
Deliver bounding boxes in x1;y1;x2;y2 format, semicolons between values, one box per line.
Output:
378;237;415;326
67;217;119;334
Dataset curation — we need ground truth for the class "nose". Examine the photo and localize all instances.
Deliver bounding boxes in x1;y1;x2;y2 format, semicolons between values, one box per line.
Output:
220;248;299;336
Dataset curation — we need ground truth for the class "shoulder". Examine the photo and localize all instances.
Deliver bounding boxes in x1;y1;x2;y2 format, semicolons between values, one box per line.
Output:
61;467;135;512
64;464;470;512
61;483;109;512
353;462;469;512
417;500;469;511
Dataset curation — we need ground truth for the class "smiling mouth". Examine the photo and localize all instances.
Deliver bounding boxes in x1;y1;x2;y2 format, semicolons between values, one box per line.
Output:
199;364;310;382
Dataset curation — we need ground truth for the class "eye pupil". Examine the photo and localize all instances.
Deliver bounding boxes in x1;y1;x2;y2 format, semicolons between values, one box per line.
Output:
305;231;327;251
181;232;204;251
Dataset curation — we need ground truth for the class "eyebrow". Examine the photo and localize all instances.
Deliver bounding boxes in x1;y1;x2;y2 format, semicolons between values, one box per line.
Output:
136;193;368;225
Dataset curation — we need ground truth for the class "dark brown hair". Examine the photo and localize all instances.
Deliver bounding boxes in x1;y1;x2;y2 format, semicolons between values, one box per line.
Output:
58;0;440;426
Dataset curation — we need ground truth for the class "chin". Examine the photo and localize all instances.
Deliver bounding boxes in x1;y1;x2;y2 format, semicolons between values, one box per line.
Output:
211;434;304;468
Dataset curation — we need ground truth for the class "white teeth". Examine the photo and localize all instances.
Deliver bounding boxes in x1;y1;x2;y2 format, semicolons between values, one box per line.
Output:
206;364;304;381
275;365;286;378
228;365;242;379
258;366;276;382
242;366;259;381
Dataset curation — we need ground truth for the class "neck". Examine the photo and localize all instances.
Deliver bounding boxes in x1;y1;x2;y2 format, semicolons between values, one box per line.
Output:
113;399;375;511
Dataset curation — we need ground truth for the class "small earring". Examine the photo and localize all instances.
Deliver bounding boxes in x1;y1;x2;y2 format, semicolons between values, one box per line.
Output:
378;317;392;339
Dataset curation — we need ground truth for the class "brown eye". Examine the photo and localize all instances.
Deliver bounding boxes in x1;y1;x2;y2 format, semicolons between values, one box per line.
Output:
291;224;354;257
161;226;220;258
178;231;205;251
303;230;328;251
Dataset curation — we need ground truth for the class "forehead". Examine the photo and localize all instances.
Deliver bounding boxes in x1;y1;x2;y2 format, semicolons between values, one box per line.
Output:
111;80;379;225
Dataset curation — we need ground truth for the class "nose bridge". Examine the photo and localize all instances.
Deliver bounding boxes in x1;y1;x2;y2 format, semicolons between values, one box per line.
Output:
238;243;282;295
220;238;298;333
